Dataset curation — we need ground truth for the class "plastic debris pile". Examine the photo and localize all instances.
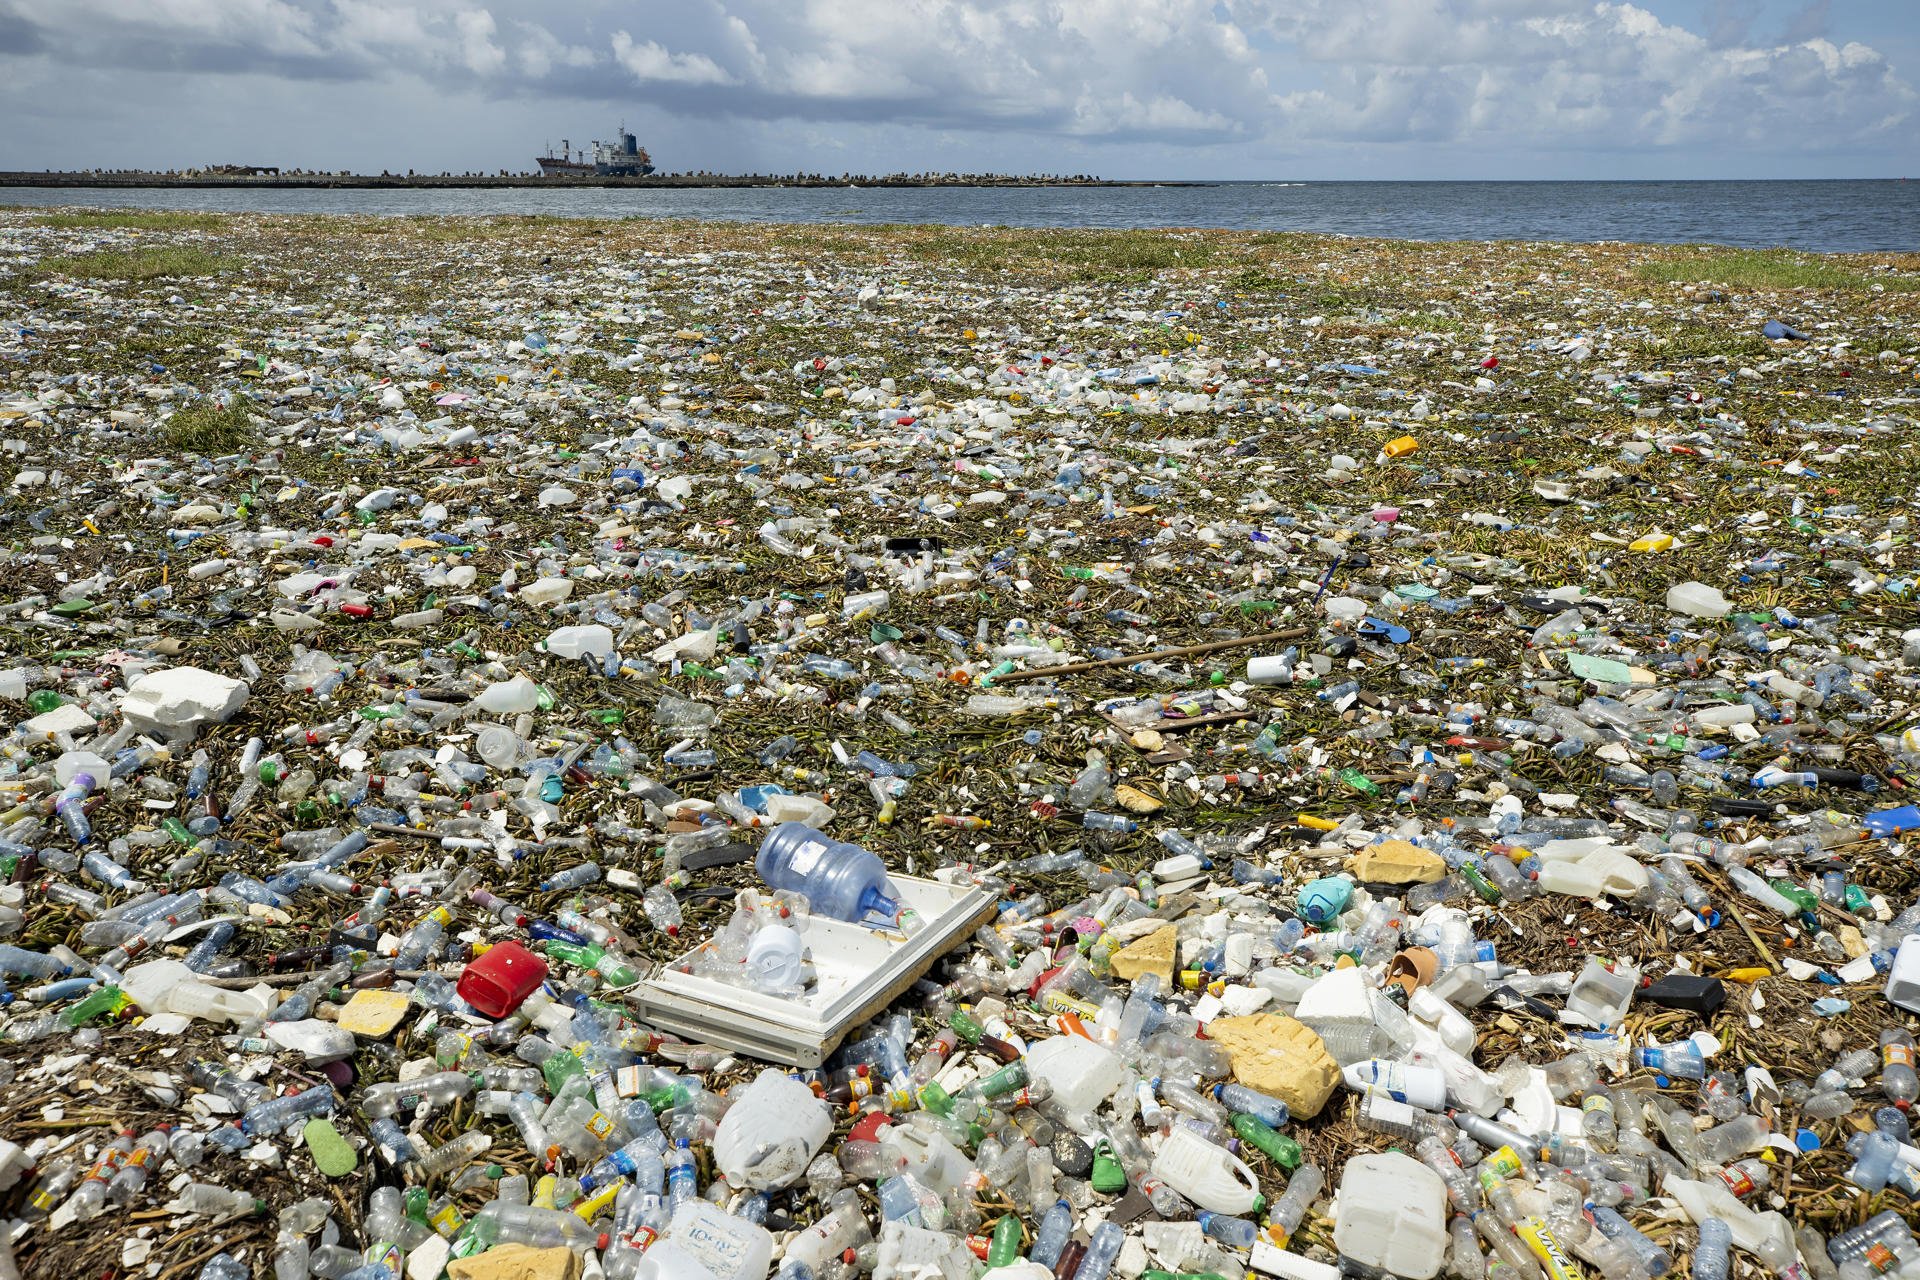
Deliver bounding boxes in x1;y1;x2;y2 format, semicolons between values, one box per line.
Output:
0;209;1918;1280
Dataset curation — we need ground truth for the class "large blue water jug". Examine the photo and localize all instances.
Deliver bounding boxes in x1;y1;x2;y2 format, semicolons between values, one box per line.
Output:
757;823;904;925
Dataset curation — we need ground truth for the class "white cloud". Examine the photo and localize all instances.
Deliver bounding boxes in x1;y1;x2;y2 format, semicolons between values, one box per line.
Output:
0;0;1912;169
611;32;733;86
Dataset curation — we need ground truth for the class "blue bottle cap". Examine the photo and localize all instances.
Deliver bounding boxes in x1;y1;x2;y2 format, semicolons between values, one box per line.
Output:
1795;1128;1821;1153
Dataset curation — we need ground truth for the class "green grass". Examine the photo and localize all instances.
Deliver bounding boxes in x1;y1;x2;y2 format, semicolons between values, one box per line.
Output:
1634;248;1920;292
18;245;228;283
161;396;258;454
31;209;226;232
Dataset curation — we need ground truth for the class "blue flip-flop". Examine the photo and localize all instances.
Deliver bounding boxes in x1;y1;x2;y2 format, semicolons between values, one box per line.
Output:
1359;617;1411;644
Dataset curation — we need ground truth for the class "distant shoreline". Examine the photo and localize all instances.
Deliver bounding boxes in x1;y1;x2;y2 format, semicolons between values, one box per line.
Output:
0;172;1210;190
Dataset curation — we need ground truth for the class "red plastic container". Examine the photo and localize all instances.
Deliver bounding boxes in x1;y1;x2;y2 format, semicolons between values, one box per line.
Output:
457;941;548;1018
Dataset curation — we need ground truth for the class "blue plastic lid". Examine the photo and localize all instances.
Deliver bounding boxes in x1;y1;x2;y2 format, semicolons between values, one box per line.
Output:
1795;1128;1821;1153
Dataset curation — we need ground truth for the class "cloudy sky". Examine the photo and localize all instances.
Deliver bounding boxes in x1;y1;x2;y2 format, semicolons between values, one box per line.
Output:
0;0;1913;179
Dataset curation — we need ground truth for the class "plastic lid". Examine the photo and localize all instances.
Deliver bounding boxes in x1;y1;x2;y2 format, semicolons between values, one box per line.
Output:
1795;1128;1821;1152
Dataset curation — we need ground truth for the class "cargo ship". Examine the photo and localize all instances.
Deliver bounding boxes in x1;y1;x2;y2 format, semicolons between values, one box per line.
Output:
536;126;654;177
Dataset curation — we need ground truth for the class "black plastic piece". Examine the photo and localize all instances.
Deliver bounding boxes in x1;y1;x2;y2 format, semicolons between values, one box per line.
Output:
1642;973;1726;1015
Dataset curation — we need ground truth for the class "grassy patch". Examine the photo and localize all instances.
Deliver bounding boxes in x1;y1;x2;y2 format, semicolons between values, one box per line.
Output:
31;209;226;233
1634;248;1920;292
161;396;258;454
18;245;228;284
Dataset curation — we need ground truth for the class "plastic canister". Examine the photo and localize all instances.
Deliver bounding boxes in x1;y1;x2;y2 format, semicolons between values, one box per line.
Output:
653;1201;772;1280
1331;1152;1449;1279
1563;957;1640;1031
456;941;549;1019
1026;1035;1128;1117
713;1069;832;1190
1148;1124;1262;1215
634;1238;723;1280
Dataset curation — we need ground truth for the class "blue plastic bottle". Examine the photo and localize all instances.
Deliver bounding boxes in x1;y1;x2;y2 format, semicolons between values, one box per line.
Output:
757;824;906;925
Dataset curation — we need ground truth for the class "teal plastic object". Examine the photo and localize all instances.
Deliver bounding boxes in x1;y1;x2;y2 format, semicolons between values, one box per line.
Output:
1297;875;1353;926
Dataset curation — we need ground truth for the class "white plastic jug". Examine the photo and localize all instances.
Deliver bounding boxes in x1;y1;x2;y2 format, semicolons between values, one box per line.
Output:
1563;957;1640;1030
713;1070;831;1190
635;1240;723;1280
1666;1178;1795;1260
544;624;614;659
1331;1152;1449;1279
873;1221;977;1280
884;1124;970;1196
1149;1124;1261;1215
1026;1035;1127;1117
653;1201;772;1280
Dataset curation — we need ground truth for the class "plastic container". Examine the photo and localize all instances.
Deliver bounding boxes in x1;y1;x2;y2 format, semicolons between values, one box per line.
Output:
1331;1152;1449;1279
456;941;549;1019
712;1069;832;1190
1563;957;1640;1030
1026;1034;1129;1116
756;824;905;926
1149;1124;1262;1215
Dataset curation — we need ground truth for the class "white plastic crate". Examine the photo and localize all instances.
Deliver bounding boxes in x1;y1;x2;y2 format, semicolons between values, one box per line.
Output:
631;874;997;1067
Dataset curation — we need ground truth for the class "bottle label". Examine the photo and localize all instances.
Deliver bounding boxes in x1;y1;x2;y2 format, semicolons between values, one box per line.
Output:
1884;1043;1915;1070
788;839;828;876
1717;1165;1755;1198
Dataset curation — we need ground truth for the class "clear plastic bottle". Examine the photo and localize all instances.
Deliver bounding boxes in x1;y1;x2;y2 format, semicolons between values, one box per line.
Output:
1266;1162;1323;1246
1693;1220;1731;1280
467;1202;609;1251
1878;1029;1917;1106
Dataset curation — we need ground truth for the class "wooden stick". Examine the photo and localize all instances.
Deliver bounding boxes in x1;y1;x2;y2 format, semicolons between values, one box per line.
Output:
1723;902;1781;974
994;627;1310;684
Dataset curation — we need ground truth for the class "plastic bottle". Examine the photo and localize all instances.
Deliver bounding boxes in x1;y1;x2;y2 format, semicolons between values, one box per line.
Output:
756;824;910;926
1693;1220;1731;1280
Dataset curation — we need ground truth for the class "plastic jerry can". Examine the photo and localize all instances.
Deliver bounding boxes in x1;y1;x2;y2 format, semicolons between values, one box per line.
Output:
1026;1034;1128;1117
712;1069;832;1190
456;941;549;1019
874;1221;978;1280
1331;1152;1449;1279
1148;1124;1262;1215
1380;435;1419;459
651;1202;772;1280
1563;957;1640;1030
884;1123;971;1196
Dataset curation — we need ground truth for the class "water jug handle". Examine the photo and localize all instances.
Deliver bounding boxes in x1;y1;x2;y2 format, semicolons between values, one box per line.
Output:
1230;1150;1259;1193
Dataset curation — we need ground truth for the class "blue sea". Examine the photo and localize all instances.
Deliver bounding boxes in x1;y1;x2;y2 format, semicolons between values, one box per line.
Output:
2;179;1913;253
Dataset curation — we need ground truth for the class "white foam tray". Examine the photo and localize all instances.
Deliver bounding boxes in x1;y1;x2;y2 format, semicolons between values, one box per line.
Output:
630;873;997;1067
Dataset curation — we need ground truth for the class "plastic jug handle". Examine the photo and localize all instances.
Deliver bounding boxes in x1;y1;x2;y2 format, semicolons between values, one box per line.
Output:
1230;1150;1259;1192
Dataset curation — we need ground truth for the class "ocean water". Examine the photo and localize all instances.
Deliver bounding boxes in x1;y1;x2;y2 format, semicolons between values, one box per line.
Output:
1;179;1913;253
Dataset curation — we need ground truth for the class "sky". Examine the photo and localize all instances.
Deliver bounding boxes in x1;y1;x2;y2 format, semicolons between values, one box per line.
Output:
0;0;1914;180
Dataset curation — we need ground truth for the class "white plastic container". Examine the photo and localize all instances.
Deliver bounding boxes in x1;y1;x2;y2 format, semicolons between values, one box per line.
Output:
1149;1124;1261;1215
517;576;574;606
1027;1035;1128;1117
1665;581;1730;619
544;623;614;659
1886;935;1920;1014
633;872;995;1067
1563;957;1640;1030
168;981;276;1025
1331;1152;1449;1279
712;1069;832;1190
1665;1178;1795;1260
1245;655;1295;685
1408;987;1476;1057
1342;1060;1447;1110
873;1221;977;1280
651;1201;772;1280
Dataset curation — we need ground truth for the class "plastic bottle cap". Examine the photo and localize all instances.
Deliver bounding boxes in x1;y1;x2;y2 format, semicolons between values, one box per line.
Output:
1794;1129;1821;1152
